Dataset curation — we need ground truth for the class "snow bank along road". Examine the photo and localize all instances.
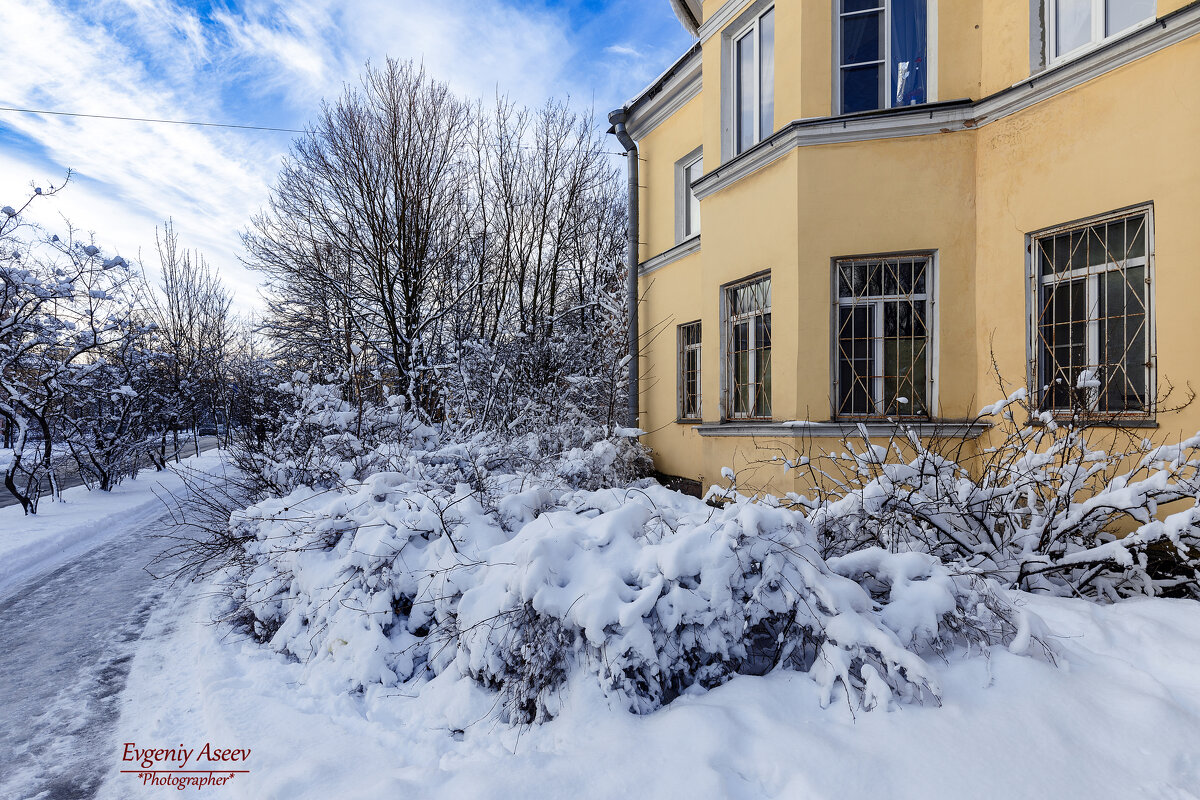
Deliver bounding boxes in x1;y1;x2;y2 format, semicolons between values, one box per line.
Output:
0;435;221;509
0;454;225;800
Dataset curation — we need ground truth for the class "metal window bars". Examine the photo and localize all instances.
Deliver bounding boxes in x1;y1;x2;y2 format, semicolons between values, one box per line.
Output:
678;321;702;420
1034;210;1151;416
835;254;931;418
725;276;771;419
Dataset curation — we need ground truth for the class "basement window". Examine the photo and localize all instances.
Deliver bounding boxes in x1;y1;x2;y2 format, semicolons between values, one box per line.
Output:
678;321;702;421
724;275;772;420
835;254;933;418
1031;208;1153;417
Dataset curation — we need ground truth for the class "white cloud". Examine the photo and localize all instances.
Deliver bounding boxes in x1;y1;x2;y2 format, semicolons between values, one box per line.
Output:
0;0;688;313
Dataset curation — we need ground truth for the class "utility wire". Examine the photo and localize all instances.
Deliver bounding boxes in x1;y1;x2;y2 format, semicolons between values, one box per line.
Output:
0;104;304;134
0;103;636;155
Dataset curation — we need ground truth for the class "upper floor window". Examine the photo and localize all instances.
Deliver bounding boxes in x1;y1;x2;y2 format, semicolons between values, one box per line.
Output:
835;254;933;418
837;0;929;114
1050;0;1155;62
676;148;703;242
724;275;772;419
1031;208;1152;417
734;7;775;154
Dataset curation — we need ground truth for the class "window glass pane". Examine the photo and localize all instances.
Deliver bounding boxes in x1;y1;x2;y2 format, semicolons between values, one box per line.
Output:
1107;0;1154;36
684;158;702;236
759;9;775;141
755;312;772;418
1127;214;1147;259
883;301;928;415
884;338;928;414
842;11;882;64
1056;0;1093;55
838;305;874;415
844;0;883;12
1099;266;1147;412
736;32;755;153
732;320;750;415
891;0;927;106
842;64;882;113
1039;279;1088;410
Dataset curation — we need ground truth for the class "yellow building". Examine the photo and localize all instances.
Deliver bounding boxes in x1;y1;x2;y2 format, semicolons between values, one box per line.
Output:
609;0;1200;496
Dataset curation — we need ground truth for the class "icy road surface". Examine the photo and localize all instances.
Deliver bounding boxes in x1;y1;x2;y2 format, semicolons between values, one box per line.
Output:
0;507;179;800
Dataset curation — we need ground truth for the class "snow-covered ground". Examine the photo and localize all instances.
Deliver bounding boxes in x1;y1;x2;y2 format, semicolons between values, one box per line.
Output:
100;584;1200;799
0;451;226;598
0;452;229;800
5;451;1199;799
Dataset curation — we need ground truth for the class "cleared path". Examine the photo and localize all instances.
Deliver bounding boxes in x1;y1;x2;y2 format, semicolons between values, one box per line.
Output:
0;507;181;800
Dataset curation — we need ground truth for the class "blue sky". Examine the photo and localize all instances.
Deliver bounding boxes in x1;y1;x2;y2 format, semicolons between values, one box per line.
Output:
0;0;692;306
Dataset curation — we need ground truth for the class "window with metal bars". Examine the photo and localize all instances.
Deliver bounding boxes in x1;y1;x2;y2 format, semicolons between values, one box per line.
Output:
1032;208;1152;416
835;254;932;418
724;276;771;419
678;321;702;421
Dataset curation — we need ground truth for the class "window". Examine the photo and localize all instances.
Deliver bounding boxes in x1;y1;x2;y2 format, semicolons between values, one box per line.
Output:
724;275;772;419
733;7;775;154
676;149;703;241
835;254;933;417
678;321;702;421
1032;208;1152;416
1049;0;1155;61
838;0;930;114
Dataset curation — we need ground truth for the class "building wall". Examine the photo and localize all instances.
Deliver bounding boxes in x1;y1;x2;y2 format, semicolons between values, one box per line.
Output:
632;0;1200;496
974;35;1200;424
637;94;704;262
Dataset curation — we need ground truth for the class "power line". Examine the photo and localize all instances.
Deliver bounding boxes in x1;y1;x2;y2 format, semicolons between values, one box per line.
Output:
0;103;635;155
0;104;303;134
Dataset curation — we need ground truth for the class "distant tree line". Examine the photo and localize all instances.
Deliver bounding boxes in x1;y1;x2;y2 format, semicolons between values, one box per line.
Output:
0;185;253;514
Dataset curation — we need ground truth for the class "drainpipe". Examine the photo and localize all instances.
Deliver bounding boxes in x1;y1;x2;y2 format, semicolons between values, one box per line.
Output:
608;108;640;429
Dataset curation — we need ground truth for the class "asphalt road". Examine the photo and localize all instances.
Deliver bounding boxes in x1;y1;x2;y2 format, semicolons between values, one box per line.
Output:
0;436;221;509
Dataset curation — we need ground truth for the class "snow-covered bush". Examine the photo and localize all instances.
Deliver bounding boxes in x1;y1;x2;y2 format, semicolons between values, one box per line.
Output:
222;470;1040;725
457;486;1030;722
228;371;436;496
784;375;1200;600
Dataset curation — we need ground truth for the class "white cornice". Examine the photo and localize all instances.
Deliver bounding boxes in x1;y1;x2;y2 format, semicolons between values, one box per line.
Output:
626;51;703;141
693;4;1200;201
640;235;701;276
697;0;750;43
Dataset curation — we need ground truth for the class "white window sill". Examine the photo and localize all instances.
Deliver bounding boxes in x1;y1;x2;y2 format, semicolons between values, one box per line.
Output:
694;419;991;438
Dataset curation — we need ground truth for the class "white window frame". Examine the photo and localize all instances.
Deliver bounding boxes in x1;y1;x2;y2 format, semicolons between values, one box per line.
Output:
831;252;938;419
1046;0;1157;64
833;0;938;115
1027;206;1155;418
721;273;772;421
731;6;775;155
678;320;703;421
674;147;704;243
